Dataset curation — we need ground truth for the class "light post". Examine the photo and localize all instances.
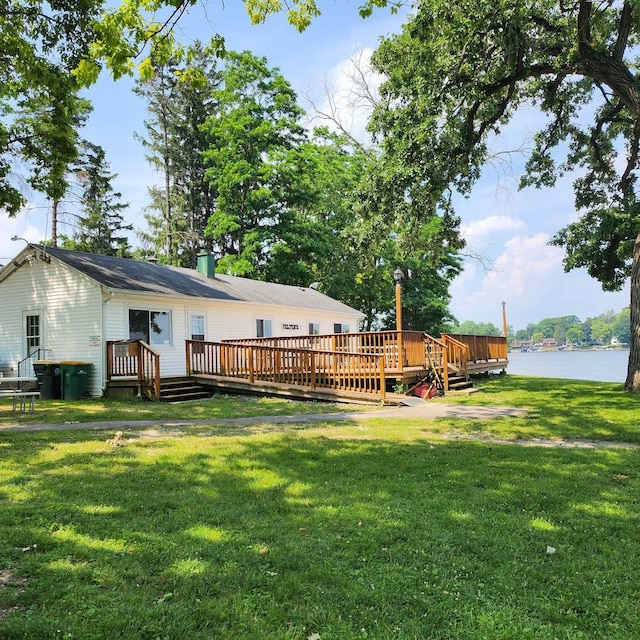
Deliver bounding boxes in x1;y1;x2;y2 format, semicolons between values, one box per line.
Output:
393;268;405;374
393;268;404;331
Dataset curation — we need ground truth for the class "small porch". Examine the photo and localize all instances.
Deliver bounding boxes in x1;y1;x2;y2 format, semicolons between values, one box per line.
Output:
106;331;508;403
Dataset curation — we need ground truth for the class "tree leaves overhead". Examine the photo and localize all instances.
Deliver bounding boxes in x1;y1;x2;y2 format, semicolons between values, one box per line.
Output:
368;0;640;390
1;1;101;215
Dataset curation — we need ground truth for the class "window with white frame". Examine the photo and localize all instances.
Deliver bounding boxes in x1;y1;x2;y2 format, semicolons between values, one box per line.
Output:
191;314;205;341
333;323;349;334
129;309;172;345
308;322;320;335
256;319;272;338
25;314;41;355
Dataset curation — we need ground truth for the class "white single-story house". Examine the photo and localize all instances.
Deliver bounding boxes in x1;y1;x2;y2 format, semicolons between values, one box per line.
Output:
0;245;365;397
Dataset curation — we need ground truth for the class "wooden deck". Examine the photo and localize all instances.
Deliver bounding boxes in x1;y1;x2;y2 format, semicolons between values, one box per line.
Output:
107;331;509;402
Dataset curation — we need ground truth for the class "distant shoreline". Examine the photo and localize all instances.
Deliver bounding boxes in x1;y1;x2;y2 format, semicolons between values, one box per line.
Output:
509;346;629;353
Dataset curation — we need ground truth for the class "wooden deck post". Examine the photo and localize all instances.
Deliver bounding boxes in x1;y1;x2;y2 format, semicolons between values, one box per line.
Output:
310;351;316;389
379;356;386;402
248;346;255;383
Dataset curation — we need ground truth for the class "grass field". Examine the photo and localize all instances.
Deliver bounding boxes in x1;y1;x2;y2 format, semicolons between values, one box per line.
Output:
0;376;638;639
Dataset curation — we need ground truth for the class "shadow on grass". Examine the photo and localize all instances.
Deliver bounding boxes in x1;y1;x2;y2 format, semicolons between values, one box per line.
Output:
1;431;639;639
450;375;640;443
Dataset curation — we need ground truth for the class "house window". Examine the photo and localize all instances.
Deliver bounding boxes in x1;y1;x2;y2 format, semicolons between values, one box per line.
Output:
191;315;205;341
26;315;40;355
256;319;272;338
333;323;349;334
309;323;320;335
129;309;172;345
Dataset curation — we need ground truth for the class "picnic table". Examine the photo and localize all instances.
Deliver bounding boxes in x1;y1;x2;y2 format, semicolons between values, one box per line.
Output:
0;376;39;413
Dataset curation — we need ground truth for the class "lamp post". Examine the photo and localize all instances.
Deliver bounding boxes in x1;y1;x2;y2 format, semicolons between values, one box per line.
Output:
393;268;405;374
393;268;404;331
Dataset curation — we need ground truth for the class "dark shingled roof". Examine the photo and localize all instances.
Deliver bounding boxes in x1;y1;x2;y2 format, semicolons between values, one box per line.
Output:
43;246;361;315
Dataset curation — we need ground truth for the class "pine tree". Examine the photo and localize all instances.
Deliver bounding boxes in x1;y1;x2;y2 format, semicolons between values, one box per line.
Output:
135;43;221;266
61;142;132;257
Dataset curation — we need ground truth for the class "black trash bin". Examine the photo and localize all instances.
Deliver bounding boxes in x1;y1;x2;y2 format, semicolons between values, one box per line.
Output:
33;361;62;400
60;362;92;400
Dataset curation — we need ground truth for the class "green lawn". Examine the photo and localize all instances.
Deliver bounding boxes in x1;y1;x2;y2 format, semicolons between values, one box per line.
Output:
0;376;638;639
0;393;356;427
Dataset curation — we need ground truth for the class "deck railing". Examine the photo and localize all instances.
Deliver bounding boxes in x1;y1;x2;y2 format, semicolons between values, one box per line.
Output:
187;340;386;400
107;332;508;401
440;334;470;379
223;330;429;371
107;340;161;400
444;334;508;363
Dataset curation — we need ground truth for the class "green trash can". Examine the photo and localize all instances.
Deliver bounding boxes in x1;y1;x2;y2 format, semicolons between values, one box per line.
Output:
33;361;62;400
60;362;92;400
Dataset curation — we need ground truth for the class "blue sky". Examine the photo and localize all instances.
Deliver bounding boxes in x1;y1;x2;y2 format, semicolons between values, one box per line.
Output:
0;2;631;332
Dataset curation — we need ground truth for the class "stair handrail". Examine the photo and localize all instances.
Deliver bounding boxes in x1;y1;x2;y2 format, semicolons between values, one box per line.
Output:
17;348;53;378
423;333;449;390
440;334;469;379
107;339;161;399
138;341;161;400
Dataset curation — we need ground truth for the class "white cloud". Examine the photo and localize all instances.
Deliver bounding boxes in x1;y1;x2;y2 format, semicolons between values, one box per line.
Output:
0;208;49;265
462;214;528;238
450;232;630;330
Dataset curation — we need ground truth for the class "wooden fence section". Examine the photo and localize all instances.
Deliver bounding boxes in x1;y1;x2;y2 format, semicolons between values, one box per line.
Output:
443;334;508;368
186;340;386;400
223;330;429;372
107;340;161;400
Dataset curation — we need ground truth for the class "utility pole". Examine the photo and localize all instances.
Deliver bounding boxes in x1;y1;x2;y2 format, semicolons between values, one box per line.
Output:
501;301;508;337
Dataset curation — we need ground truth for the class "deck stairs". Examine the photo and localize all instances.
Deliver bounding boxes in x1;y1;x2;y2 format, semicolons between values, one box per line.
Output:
447;372;474;392
157;377;213;403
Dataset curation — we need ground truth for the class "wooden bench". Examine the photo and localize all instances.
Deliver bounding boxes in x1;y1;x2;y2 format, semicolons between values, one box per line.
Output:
0;390;39;413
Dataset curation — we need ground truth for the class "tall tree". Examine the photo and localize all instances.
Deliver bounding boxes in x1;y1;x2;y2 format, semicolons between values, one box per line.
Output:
201;51;306;276
60;142;132;256
369;0;640;391
135;43;221;265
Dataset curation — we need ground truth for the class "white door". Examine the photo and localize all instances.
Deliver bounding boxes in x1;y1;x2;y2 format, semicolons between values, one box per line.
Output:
24;312;43;356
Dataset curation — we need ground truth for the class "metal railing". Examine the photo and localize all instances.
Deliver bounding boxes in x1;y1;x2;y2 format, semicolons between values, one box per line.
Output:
18;348;53;378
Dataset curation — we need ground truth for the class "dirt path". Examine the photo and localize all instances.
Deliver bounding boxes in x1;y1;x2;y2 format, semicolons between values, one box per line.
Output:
1;403;638;449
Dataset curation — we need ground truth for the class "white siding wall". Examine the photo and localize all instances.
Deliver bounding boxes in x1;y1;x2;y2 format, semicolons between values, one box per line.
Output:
0;255;104;395
1;253;363;394
106;293;363;378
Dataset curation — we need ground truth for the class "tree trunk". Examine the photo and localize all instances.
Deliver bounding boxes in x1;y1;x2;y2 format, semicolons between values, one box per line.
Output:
624;231;640;391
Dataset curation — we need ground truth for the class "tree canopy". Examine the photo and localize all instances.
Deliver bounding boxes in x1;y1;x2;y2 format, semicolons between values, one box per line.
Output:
369;0;640;391
132;46;461;332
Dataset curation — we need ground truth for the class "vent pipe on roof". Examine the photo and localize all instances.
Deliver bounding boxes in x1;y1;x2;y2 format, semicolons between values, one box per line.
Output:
197;250;216;279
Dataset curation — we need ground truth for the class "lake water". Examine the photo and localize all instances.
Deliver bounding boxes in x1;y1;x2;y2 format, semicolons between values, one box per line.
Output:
507;349;629;384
